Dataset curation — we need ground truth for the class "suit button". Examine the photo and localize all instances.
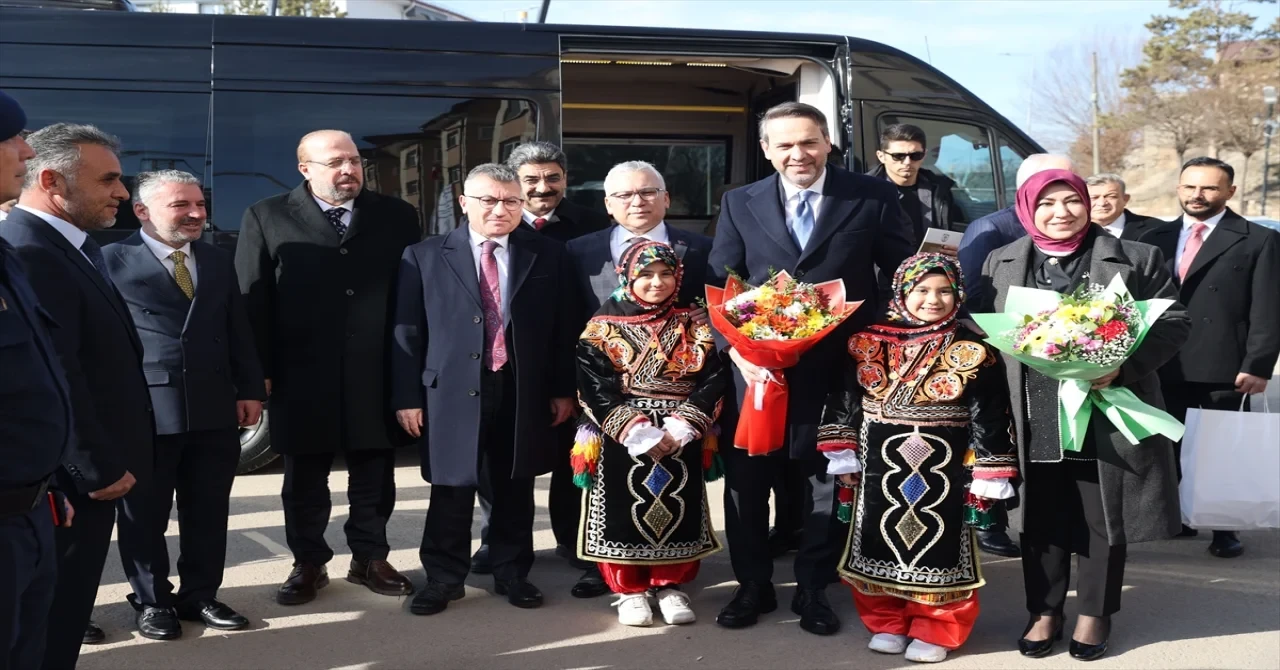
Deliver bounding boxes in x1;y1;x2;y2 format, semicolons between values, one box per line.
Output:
470;352;480;359
214;336;222;343
473;316;482;324
468;389;478;397
146;406;153;413
1203;318;1211;323
340;248;349;255
215;366;223;372
345;289;354;296
1209;286;1218;291
182;337;189;343
795;270;805;278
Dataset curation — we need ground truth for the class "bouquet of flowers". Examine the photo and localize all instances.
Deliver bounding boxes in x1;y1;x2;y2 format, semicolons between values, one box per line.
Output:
706;271;861;456
971;275;1184;454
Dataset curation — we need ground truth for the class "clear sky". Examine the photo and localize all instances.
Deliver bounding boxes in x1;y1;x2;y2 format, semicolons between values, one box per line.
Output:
435;0;1169;146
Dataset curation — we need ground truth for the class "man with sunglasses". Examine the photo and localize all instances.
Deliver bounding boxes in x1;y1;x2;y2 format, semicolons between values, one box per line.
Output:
235;129;422;606
870;124;963;242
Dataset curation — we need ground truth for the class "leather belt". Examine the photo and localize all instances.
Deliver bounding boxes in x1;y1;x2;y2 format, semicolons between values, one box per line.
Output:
0;476;52;519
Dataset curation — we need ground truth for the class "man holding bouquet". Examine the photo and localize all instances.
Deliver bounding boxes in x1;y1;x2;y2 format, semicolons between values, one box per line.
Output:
708;101;914;635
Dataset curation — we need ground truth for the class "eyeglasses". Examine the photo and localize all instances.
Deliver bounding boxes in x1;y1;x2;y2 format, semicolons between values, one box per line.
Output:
463;194;525;210
883;151;925;163
306;157;368;170
607;188;665;202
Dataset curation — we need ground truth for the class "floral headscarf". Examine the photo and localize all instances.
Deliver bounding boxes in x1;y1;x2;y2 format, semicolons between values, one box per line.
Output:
886;252;966;327
591;240;683;325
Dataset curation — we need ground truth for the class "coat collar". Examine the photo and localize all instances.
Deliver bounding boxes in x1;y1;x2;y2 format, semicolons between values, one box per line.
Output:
1183;207;1247;280
287;183;371;245
741;166;863;264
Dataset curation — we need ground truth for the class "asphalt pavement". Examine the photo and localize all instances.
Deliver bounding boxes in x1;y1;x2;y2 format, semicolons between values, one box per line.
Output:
80;451;1280;670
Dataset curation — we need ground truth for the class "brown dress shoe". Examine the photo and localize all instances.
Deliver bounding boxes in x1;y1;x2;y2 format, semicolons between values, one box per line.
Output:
347;558;414;596
276;564;329;606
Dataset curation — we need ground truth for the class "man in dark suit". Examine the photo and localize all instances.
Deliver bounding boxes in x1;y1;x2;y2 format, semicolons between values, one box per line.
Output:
392;163;576;615
708;102;914;636
0;91;76;670
468;142;610;581
104;170;266;640
1140;157;1280;559
0;122;154;669
235;130;421;606
1086;173;1161;240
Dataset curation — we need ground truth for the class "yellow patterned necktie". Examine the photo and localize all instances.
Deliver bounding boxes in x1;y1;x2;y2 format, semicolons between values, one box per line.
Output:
169;250;195;300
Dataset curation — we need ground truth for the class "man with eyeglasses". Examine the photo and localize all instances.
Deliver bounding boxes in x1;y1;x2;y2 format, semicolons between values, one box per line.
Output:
870;124;963;242
235;129;422;607
392;163;577;615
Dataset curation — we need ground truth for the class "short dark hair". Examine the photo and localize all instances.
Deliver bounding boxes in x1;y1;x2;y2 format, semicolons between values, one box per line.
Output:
758;102;828;144
1181;156;1234;184
880;124;927;151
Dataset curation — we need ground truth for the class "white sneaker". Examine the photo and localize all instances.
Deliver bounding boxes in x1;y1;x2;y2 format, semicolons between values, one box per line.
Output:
905;639;949;663
654;588;696;625
613;593;653;627
868;633;910;654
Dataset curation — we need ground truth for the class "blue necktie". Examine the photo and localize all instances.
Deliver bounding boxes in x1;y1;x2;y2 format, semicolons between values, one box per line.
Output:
789;190;816;251
79;236;115;288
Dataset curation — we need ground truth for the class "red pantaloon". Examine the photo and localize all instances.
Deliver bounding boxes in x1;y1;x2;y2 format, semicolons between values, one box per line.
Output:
597;561;700;594
852;588;980;650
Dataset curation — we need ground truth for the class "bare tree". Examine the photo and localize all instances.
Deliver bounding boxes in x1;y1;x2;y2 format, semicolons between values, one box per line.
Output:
1026;31;1142;152
1139;88;1210;164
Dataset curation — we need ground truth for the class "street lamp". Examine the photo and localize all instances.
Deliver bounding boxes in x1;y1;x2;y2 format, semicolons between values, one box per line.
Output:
1263;85;1278;216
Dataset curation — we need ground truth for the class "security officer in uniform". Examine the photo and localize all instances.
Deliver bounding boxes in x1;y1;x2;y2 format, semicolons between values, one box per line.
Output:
0;90;75;670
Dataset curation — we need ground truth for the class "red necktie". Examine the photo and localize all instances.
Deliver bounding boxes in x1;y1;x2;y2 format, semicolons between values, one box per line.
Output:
479;240;507;371
533;217;548;231
1178;222;1207;281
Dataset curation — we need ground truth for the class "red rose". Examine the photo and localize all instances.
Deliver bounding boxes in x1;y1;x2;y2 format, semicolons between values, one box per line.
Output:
1096;319;1128;342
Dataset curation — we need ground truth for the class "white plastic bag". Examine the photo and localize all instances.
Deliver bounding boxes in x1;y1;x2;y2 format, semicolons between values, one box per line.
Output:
1180;394;1280;530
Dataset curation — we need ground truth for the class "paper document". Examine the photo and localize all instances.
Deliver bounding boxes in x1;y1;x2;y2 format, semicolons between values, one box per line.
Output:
918;228;962;256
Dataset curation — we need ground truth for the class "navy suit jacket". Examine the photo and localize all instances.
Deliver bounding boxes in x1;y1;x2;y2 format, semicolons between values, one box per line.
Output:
105;233;266;435
0;208;154;493
565;224;712;320
0;238;73;487
957;205;1023;308
391;225;578;487
708;166;914;458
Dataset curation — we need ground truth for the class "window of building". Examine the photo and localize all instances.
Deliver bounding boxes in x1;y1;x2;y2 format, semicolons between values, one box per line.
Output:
445;129;460;149
563;136;729;220
212;92;536;236
501;100;528;124
498;137;521;162
876;114;998;222
405;147;419;168
2;88;211;239
478;127;494;141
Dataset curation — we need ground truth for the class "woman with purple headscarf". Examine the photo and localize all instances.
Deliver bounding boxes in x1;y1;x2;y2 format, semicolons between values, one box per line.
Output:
977;170;1189;661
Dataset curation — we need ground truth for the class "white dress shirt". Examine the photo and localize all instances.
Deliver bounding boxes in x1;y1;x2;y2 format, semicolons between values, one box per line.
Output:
1175;209;1226;269
15;205;91;262
780;168;828;230
610;222;670;265
1100;212;1126;238
522;208;557;229
313;194;354;226
0;209;7;222
468;227;511;317
139;230;198;289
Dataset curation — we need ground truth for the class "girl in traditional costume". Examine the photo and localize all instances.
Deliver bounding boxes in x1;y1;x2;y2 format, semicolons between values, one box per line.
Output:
571;241;728;628
817;253;1017;663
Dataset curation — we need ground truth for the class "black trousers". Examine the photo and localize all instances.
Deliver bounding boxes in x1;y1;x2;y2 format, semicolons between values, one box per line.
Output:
1;502;56;670
420;367;535;585
117;429;239;608
1162;381;1245;481
42;471;116;670
281;448;398;567
770;459;810;536
721;445;843;589
1021;460;1126;618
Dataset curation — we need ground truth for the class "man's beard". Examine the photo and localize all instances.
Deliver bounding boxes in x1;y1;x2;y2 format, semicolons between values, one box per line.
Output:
316;180;361;203
161;224;202;245
65;198;115;230
1180;198;1225;219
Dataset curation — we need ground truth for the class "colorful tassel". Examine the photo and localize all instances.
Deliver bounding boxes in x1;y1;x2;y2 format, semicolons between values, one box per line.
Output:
570;423;603;490
836;480;857;524
963;490;994;530
701;424;724;482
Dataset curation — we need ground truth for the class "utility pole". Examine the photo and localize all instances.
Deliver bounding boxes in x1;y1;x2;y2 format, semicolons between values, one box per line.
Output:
1091;51;1100;175
1263;85;1277;217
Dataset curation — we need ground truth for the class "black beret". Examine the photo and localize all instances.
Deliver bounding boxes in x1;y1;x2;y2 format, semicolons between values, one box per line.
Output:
0;90;27;142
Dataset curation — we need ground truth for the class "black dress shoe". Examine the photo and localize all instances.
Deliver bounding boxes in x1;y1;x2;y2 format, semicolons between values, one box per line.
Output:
1017;616;1063;658
976;529;1021;558
176;599;250;631
409;580;465;616
1209;530;1243;558
276;563;329;606
570;567;610;599
494;578;543;608
136;606;182;641
83;620;106;645
470;545;493;575
791;588;840;636
1068;617;1111;661
714;582;777;629
766;527;802;558
1176;524;1200;538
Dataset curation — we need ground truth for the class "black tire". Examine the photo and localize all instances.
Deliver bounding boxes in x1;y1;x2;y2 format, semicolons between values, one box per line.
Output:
236;408;278;474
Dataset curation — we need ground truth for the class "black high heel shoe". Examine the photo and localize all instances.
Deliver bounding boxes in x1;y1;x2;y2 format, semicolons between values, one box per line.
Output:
1069;616;1111;661
1018;616;1064;657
